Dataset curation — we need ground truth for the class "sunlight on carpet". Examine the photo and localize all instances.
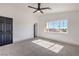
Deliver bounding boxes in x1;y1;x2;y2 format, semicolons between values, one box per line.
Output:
49;44;64;53
32;39;64;53
32;39;55;48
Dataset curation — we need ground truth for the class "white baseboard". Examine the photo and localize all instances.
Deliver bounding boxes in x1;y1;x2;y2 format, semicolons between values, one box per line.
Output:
39;36;79;46
13;37;34;43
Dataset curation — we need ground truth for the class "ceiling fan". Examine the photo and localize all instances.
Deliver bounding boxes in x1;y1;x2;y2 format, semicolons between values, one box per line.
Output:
28;3;51;14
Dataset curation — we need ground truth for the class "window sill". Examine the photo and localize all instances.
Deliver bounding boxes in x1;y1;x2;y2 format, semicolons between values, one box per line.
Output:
44;31;68;34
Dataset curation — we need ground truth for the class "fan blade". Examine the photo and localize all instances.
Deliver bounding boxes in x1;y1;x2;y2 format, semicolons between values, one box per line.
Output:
28;6;37;9
41;7;51;10
33;10;38;13
40;10;43;14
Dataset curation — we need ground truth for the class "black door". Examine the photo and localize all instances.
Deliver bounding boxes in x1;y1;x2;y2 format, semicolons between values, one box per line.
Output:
0;18;4;45
0;16;13;46
5;18;13;44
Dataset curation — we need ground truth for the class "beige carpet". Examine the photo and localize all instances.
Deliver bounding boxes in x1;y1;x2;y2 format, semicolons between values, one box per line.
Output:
32;39;55;48
32;39;64;53
0;38;78;56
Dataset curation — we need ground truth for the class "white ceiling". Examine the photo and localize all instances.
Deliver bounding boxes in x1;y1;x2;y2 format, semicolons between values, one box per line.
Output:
0;3;79;14
27;3;79;14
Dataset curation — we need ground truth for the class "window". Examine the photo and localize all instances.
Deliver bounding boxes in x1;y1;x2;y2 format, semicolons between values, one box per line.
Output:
45;20;68;32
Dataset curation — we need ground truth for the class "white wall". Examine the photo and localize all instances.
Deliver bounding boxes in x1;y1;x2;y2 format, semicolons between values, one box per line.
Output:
38;11;79;45
0;5;38;42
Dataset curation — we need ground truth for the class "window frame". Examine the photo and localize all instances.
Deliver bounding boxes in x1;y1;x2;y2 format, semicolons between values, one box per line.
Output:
44;20;68;33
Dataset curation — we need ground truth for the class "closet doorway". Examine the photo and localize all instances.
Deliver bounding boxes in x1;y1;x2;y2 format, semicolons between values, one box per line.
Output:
0;16;13;46
34;23;38;38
